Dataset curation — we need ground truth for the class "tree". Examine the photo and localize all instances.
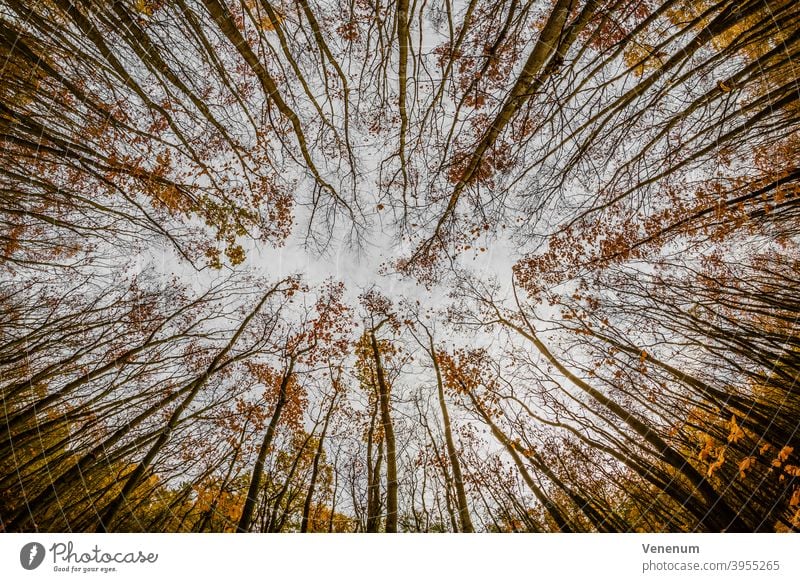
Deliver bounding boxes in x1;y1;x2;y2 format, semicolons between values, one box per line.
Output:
2;0;798;533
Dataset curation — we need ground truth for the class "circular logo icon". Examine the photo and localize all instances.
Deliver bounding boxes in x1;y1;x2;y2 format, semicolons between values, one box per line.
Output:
20;542;46;570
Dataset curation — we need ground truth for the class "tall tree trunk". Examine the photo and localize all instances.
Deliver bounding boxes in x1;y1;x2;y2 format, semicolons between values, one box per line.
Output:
301;392;337;532
428;336;474;532
366;402;384;533
237;357;296;532
369;329;398;532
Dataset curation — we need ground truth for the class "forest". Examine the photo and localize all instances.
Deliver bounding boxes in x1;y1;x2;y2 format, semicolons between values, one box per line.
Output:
1;0;799;532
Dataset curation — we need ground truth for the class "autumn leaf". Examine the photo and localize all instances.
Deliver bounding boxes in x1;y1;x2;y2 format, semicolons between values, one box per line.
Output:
249;1;283;32
727;415;744;444
698;435;714;462
784;465;800;478
623;43;662;77
135;0;153;16
777;446;794;464
738;456;756;479
707;448;725;478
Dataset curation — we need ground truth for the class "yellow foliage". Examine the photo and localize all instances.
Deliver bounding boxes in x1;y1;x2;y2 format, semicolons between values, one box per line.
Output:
623;44;662;77
135;0;160;16
784;465;800;478
777;445;794;463
698;435;714;461
738;456;755;480
790;488;800;508
727;415;744;444
664;1;761;56
245;0;284;31
707;447;725;478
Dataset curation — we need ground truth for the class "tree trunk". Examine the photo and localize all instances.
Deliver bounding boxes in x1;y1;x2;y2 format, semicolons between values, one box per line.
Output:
428;337;474;532
369;329;398;532
301;392;337;532
237;357;296;532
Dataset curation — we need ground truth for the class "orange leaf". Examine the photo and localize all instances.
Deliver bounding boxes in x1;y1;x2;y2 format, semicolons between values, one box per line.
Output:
738;456;756;479
698;435;714;462
727;415;744;444
707;448;725;478
784;465;800;478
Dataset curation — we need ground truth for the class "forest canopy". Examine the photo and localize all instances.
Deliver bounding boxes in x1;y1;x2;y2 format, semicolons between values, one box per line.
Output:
1;0;799;532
